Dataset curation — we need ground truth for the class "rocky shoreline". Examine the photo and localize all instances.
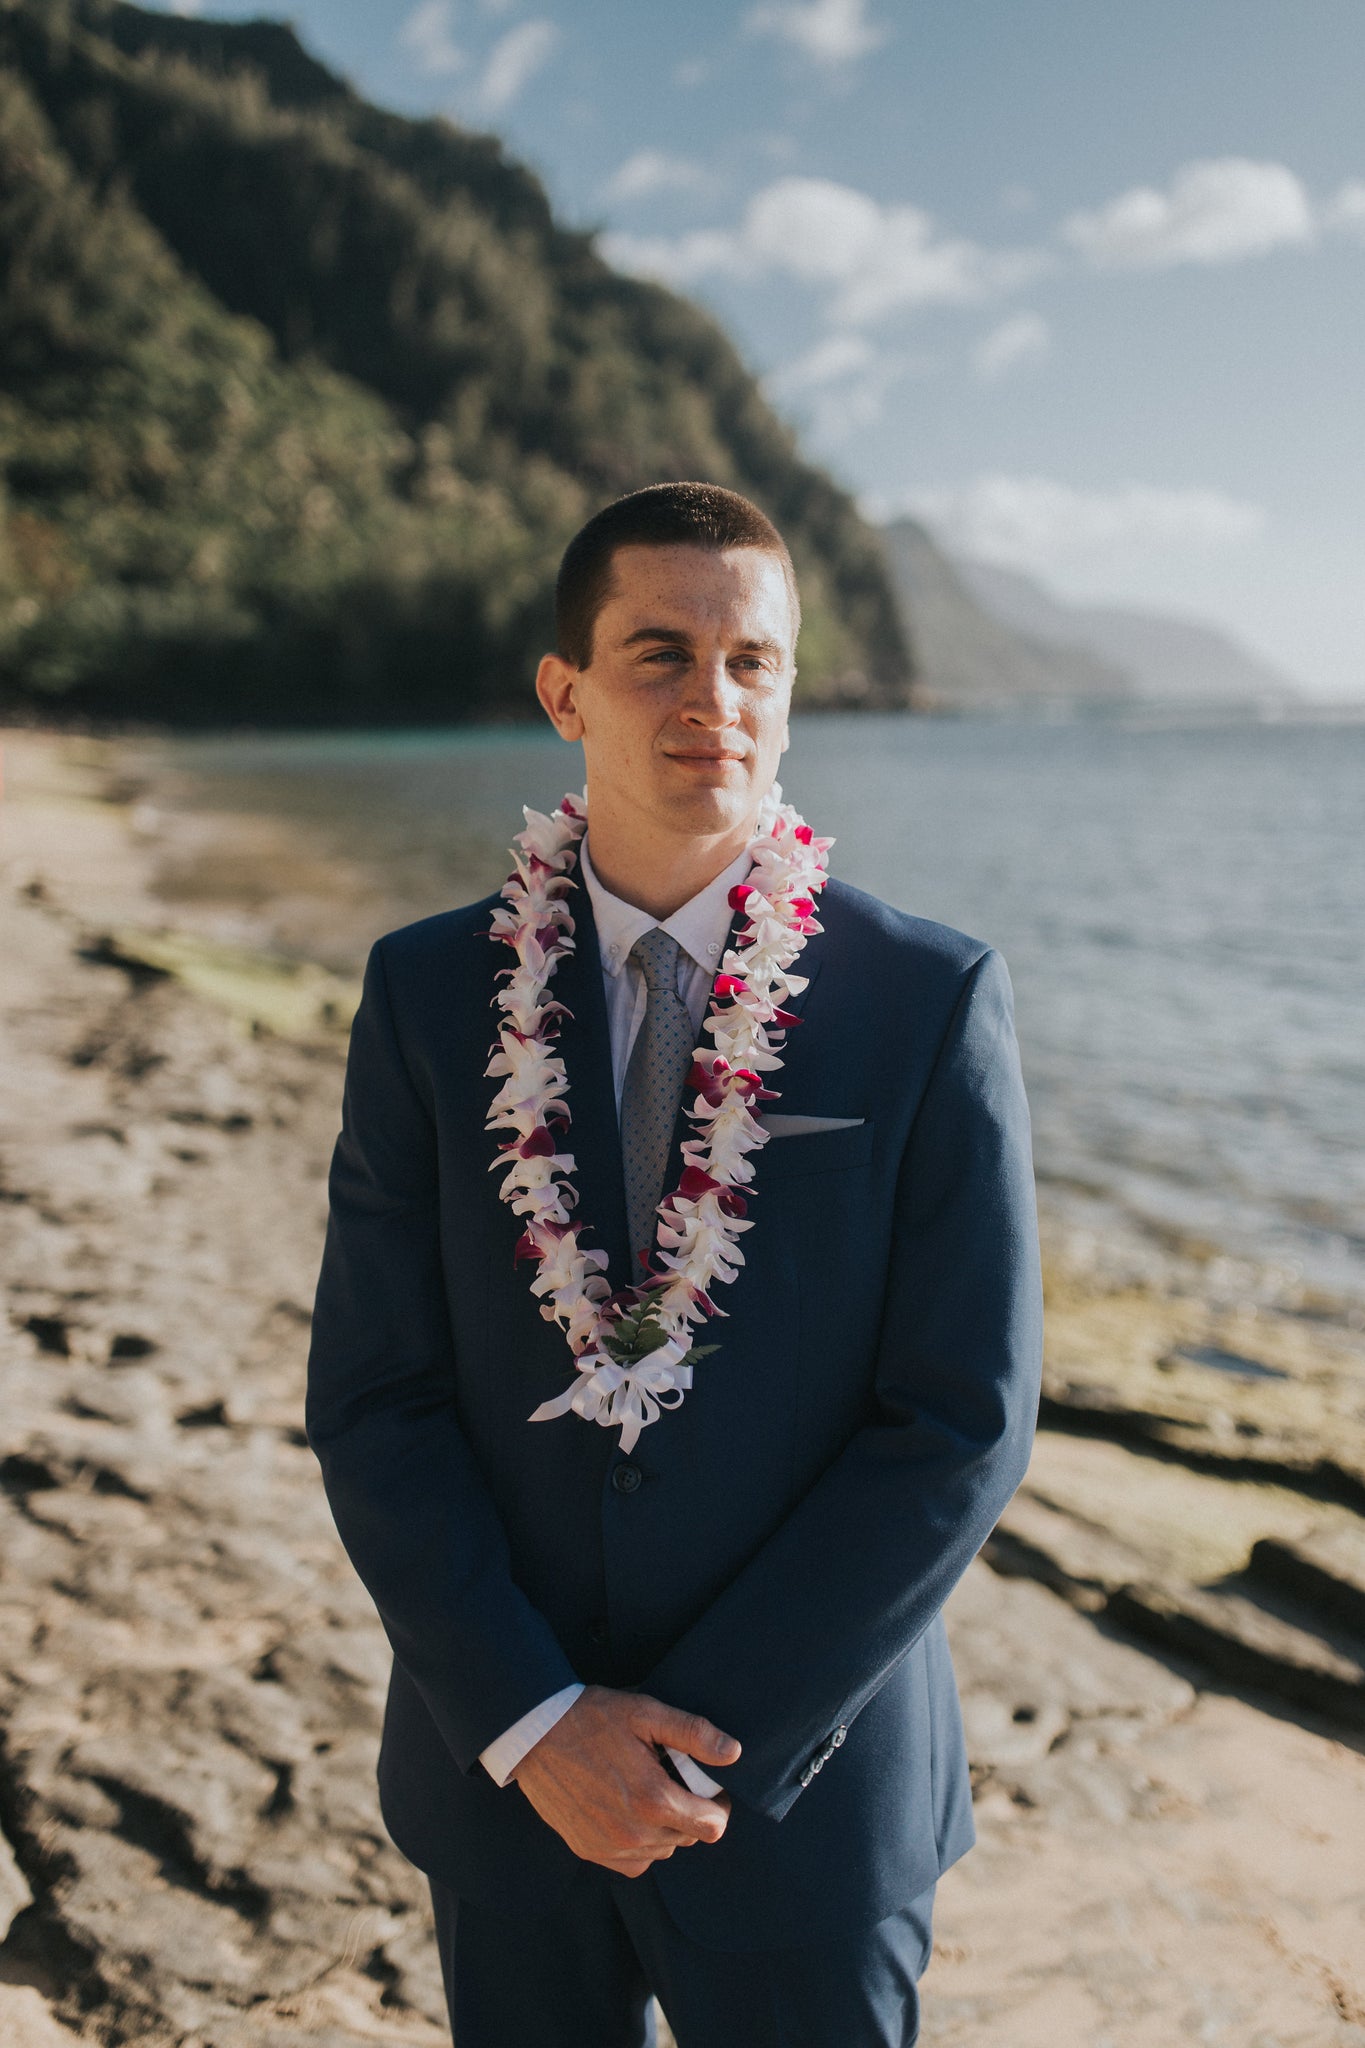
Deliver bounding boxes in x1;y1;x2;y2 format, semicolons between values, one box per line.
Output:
2;731;1363;2047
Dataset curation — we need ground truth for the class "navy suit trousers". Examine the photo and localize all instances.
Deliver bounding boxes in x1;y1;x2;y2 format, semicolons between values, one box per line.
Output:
428;1865;934;2048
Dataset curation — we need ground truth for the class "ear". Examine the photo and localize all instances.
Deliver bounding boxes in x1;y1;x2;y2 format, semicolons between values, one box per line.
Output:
535;653;586;741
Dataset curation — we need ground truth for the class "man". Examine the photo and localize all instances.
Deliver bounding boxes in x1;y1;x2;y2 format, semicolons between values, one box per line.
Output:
306;482;1042;2046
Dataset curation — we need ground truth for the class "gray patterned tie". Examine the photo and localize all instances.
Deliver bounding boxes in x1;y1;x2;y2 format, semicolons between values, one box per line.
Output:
621;928;696;1279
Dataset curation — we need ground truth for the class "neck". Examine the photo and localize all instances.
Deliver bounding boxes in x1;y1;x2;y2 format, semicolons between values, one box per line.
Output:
584;814;756;919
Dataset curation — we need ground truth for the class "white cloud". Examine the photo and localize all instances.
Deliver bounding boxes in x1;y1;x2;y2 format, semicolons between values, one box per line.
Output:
479;18;558;111
764;333;878;397
1063;157;1315;270
743;178;884;282
1325;178;1365;237
400;0;467;77
973;311;1049;382
745;0;889;66
602;176;1043;325
598;227;744;288
893;475;1267;576
603;151;710;205
765;336;917;444
674;58;709;87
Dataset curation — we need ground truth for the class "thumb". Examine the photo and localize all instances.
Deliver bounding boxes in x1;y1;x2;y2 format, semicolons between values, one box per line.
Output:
637;1698;742;1769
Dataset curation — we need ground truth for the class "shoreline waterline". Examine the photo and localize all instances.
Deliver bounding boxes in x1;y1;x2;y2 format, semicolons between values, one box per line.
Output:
82;711;1362;1318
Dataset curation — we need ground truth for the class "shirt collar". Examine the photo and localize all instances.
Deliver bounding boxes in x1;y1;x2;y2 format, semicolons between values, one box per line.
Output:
580;837;752;980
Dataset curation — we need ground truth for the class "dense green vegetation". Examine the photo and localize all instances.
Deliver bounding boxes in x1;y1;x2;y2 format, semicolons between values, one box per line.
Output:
0;0;914;725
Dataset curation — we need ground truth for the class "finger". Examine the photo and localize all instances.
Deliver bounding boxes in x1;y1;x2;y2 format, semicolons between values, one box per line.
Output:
672;1790;729;1843
601;1827;685;1874
608;1810;698;1858
634;1699;742;1770
637;1772;730;1846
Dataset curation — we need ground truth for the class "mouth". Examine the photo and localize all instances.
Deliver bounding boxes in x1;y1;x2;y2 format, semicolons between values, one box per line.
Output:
665;751;747;767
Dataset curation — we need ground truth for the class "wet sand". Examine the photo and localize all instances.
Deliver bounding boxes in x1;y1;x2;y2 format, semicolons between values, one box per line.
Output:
1;730;1363;2046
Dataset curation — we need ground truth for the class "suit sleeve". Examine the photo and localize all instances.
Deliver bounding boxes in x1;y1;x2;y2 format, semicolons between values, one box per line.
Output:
644;946;1043;1820
305;938;578;1772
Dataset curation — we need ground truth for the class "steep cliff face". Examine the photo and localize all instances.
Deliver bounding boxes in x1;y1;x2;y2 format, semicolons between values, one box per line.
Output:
879;519;1133;709
0;0;912;723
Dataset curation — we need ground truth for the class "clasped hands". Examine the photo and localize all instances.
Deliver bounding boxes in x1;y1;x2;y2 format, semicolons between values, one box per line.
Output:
511;1684;741;1878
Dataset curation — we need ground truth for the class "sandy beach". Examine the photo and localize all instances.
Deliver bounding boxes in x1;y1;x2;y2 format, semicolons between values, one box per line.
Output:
2;728;1363;2048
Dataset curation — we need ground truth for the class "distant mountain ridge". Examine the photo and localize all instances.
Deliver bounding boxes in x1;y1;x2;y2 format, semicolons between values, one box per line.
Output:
955;558;1305;705
879;516;1304;709
0;0;911;724
878;519;1133;708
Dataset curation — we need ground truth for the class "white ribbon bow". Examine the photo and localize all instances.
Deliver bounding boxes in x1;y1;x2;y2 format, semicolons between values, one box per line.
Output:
530;1351;694;1455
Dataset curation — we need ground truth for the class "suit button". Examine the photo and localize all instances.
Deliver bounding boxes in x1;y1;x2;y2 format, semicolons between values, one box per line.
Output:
612;1463;643;1495
587;1619;608;1646
832;1725;846;1747
810;1756;823;1775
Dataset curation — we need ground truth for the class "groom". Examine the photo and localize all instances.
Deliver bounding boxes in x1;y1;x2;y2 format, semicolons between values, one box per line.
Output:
306;482;1042;2046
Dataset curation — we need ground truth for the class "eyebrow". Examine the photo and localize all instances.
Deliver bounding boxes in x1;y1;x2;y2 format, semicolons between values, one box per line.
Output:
618;625;784;654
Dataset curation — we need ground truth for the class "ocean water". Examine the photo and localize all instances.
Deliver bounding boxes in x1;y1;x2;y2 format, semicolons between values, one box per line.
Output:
148;714;1365;1306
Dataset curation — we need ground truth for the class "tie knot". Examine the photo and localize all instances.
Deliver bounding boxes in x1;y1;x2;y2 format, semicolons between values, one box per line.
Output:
629;926;683;995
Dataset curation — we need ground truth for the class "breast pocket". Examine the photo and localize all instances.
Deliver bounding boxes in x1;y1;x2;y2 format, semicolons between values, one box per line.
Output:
757;1119;876;1182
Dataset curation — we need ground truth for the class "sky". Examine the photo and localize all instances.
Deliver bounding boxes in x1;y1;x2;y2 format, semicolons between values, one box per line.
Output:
150;0;1365;697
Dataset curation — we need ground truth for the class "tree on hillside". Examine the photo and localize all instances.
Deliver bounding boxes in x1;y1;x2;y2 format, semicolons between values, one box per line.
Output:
0;0;913;724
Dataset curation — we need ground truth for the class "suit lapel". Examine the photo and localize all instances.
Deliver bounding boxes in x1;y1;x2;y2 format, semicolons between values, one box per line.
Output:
554;882;632;1286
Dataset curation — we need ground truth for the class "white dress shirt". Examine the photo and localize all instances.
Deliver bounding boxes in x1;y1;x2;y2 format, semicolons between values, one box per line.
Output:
478;835;751;1797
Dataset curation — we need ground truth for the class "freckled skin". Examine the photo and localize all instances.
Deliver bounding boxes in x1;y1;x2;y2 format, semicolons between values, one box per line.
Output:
535;543;796;920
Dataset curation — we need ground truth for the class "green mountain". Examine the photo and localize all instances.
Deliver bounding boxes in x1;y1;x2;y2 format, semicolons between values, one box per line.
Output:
0;0;913;725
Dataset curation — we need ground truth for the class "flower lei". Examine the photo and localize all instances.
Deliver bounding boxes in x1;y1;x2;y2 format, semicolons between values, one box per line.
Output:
485;783;832;1452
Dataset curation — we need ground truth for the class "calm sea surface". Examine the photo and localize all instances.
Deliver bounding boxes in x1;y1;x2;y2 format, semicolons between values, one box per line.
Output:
148;715;1365;1305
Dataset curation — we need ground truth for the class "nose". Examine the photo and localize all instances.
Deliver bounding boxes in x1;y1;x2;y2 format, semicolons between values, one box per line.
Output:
679;651;741;728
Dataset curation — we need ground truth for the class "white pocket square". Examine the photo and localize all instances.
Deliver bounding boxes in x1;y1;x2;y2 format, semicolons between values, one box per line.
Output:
763;1115;865;1136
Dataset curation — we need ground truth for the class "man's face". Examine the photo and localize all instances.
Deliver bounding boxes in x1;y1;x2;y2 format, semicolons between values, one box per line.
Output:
537;543;795;845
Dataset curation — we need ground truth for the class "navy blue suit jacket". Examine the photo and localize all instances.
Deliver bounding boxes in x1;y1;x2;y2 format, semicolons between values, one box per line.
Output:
305;875;1043;1950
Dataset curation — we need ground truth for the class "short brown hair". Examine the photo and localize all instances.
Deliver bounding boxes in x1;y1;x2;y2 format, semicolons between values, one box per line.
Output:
555;481;800;670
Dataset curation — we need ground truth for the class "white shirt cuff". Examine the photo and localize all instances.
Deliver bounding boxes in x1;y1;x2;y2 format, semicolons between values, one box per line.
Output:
666;1746;723;1797
479;1683;584;1788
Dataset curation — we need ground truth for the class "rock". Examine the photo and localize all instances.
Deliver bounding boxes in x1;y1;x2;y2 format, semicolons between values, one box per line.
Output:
0;1824;33;1940
1108;1582;1365;1726
1250;1524;1365;1637
983;1429;1365;1726
946;1559;1194;1799
0;1986;81;2048
1039;1270;1365;1510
